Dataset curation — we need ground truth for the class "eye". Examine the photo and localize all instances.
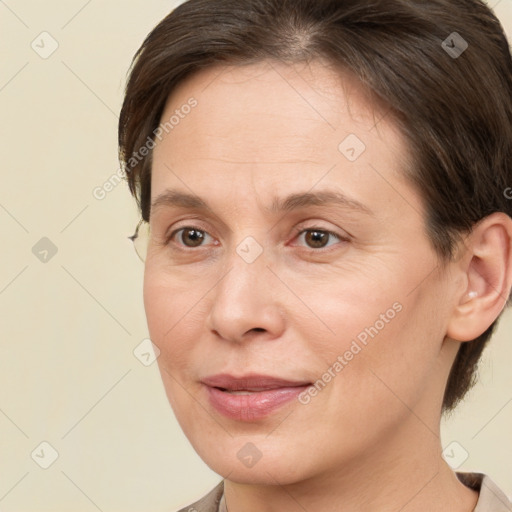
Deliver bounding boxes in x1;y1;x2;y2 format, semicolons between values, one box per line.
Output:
167;226;215;248
294;227;347;250
164;225;348;252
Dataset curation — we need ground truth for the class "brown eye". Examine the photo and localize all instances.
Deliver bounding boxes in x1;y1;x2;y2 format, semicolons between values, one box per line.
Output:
296;228;344;250
304;230;331;249
165;226;214;249
176;228;207;247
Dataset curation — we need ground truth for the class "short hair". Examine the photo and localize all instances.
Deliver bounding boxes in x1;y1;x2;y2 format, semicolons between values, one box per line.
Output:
118;0;512;413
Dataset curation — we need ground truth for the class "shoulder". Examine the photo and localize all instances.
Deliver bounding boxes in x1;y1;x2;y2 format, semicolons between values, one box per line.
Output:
456;472;512;511
175;480;225;512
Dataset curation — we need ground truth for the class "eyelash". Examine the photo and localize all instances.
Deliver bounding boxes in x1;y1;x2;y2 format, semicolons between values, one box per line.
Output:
164;225;348;253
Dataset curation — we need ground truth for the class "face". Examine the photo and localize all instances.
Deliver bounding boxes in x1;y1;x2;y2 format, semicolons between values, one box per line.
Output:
145;59;460;485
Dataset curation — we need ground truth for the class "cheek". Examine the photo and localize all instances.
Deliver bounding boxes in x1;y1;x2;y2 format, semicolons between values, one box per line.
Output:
143;269;209;423
143;268;205;369
288;261;403;358
299;263;444;407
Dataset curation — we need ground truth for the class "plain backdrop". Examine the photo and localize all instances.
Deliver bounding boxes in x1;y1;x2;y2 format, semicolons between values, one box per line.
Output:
0;1;511;510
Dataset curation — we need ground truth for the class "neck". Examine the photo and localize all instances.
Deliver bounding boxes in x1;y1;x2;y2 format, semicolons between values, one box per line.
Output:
223;415;478;512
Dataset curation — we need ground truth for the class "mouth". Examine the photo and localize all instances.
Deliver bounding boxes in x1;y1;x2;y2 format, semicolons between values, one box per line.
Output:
201;373;312;421
202;373;311;392
215;388;282;395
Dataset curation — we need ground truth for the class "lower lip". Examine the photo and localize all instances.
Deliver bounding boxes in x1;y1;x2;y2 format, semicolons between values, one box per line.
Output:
205;385;310;421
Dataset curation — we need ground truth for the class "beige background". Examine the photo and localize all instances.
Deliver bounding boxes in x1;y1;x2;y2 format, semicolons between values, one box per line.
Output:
0;1;511;510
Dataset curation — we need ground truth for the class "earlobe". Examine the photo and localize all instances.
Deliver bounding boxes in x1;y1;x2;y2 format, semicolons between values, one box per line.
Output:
446;213;512;343
463;290;478;302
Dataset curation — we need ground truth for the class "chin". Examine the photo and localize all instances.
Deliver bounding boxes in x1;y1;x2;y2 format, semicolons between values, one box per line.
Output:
189;435;313;486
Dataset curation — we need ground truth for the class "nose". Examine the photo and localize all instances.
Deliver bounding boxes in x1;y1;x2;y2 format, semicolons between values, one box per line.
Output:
205;239;286;344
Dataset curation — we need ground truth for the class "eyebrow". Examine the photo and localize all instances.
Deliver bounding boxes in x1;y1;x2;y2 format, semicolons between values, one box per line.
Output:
151;189;374;216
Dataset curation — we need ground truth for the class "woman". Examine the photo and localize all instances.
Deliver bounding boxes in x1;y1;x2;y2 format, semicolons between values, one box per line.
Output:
119;0;512;510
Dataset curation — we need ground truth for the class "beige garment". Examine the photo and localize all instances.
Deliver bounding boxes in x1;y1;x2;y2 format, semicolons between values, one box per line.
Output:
176;472;512;512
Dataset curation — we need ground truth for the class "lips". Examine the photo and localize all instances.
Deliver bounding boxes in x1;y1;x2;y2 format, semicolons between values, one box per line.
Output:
202;373;311;391
201;373;312;421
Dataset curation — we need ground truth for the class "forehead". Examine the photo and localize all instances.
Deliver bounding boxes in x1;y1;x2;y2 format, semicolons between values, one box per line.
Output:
150;59;420;221
156;59;393;157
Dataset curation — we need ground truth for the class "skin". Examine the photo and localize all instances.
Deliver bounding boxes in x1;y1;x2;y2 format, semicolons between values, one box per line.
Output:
144;59;512;511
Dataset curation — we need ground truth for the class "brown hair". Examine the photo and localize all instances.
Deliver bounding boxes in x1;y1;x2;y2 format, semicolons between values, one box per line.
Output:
118;0;512;413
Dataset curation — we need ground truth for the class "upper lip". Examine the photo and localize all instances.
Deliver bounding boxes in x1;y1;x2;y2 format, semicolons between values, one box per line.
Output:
201;373;311;391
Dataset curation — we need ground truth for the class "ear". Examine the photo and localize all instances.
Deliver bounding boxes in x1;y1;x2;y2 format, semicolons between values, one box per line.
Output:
446;212;512;342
